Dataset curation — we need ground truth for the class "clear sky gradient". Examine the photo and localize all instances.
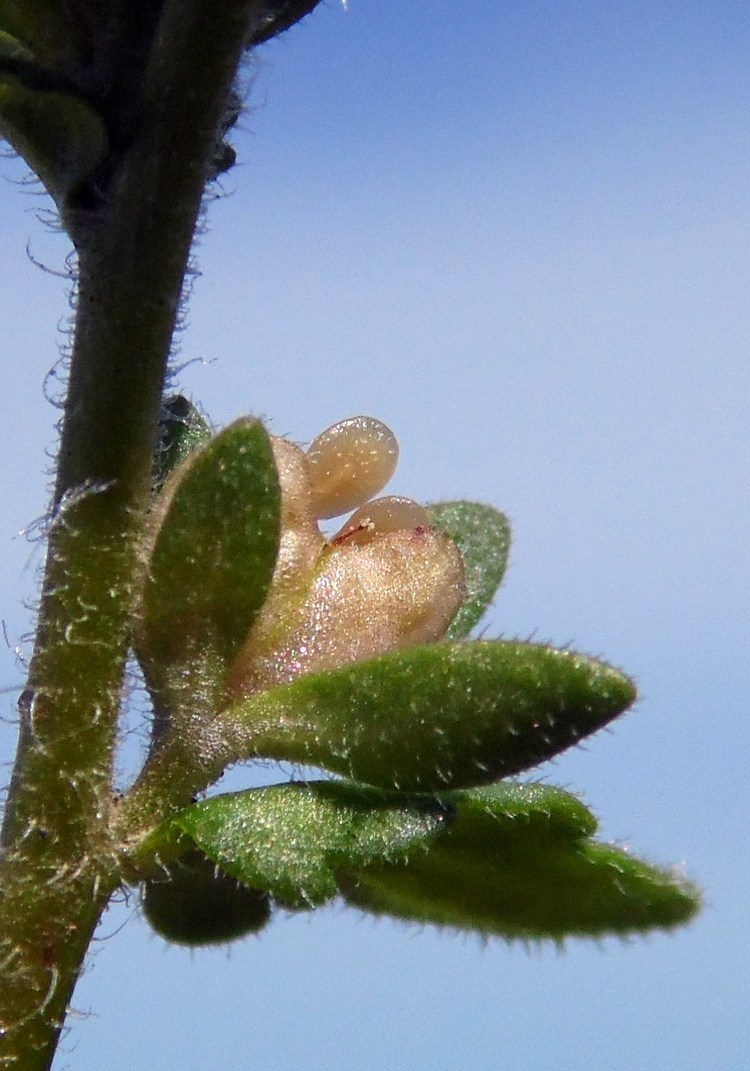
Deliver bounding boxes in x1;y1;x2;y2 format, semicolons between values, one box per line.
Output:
1;3;748;1069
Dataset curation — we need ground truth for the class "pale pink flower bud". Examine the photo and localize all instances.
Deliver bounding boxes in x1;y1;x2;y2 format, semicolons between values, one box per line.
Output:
226;418;465;698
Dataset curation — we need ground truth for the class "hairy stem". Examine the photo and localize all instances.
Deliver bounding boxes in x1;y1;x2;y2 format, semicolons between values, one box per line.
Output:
0;3;255;1065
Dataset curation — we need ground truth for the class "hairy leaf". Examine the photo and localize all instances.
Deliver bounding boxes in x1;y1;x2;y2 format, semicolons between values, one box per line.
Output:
170;781;453;908
229;641;636;790
442;781;599;839
426;501;511;638
140;419;280;675
340;784;700;939
142;850;271;947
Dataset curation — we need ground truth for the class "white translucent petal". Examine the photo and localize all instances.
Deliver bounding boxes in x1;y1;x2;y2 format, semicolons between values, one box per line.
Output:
227;527;465;695
332;496;429;545
306;416;399;519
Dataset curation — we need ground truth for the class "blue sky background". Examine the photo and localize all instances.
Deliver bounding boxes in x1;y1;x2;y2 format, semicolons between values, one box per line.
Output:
1;2;749;1068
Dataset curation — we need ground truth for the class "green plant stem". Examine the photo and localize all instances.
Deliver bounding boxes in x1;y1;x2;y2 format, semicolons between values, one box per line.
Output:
114;660;238;863
0;3;254;1066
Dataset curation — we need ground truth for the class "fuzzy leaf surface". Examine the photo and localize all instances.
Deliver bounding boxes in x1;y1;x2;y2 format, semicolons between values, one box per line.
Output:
426;502;511;638
141;419;280;674
170;781;453;908
232;641;636;790
441;781;599;839
142;850;272;947
340;784;700;939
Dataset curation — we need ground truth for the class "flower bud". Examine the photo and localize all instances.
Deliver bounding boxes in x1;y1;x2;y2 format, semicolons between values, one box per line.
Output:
332;496;430;545
306;416;399;519
267;435;324;586
229;524;464;695
226;418;466;697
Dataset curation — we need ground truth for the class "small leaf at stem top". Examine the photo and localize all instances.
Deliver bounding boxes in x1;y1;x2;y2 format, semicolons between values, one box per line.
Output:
153;394;211;492
0;1;83;67
246;1;324;47
0;61;107;206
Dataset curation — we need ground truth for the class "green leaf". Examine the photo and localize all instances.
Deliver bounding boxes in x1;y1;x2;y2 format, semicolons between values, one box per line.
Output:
0;54;107;205
340;784;701;939
140;419;280;677
426;502;511;638
141;850;272;947
441;781;599;839
170;781;453;908
230;641;636;791
153;394;212;491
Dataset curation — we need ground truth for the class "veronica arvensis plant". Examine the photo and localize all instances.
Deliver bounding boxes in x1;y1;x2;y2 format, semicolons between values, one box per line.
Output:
0;3;699;1067
118;405;697;940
